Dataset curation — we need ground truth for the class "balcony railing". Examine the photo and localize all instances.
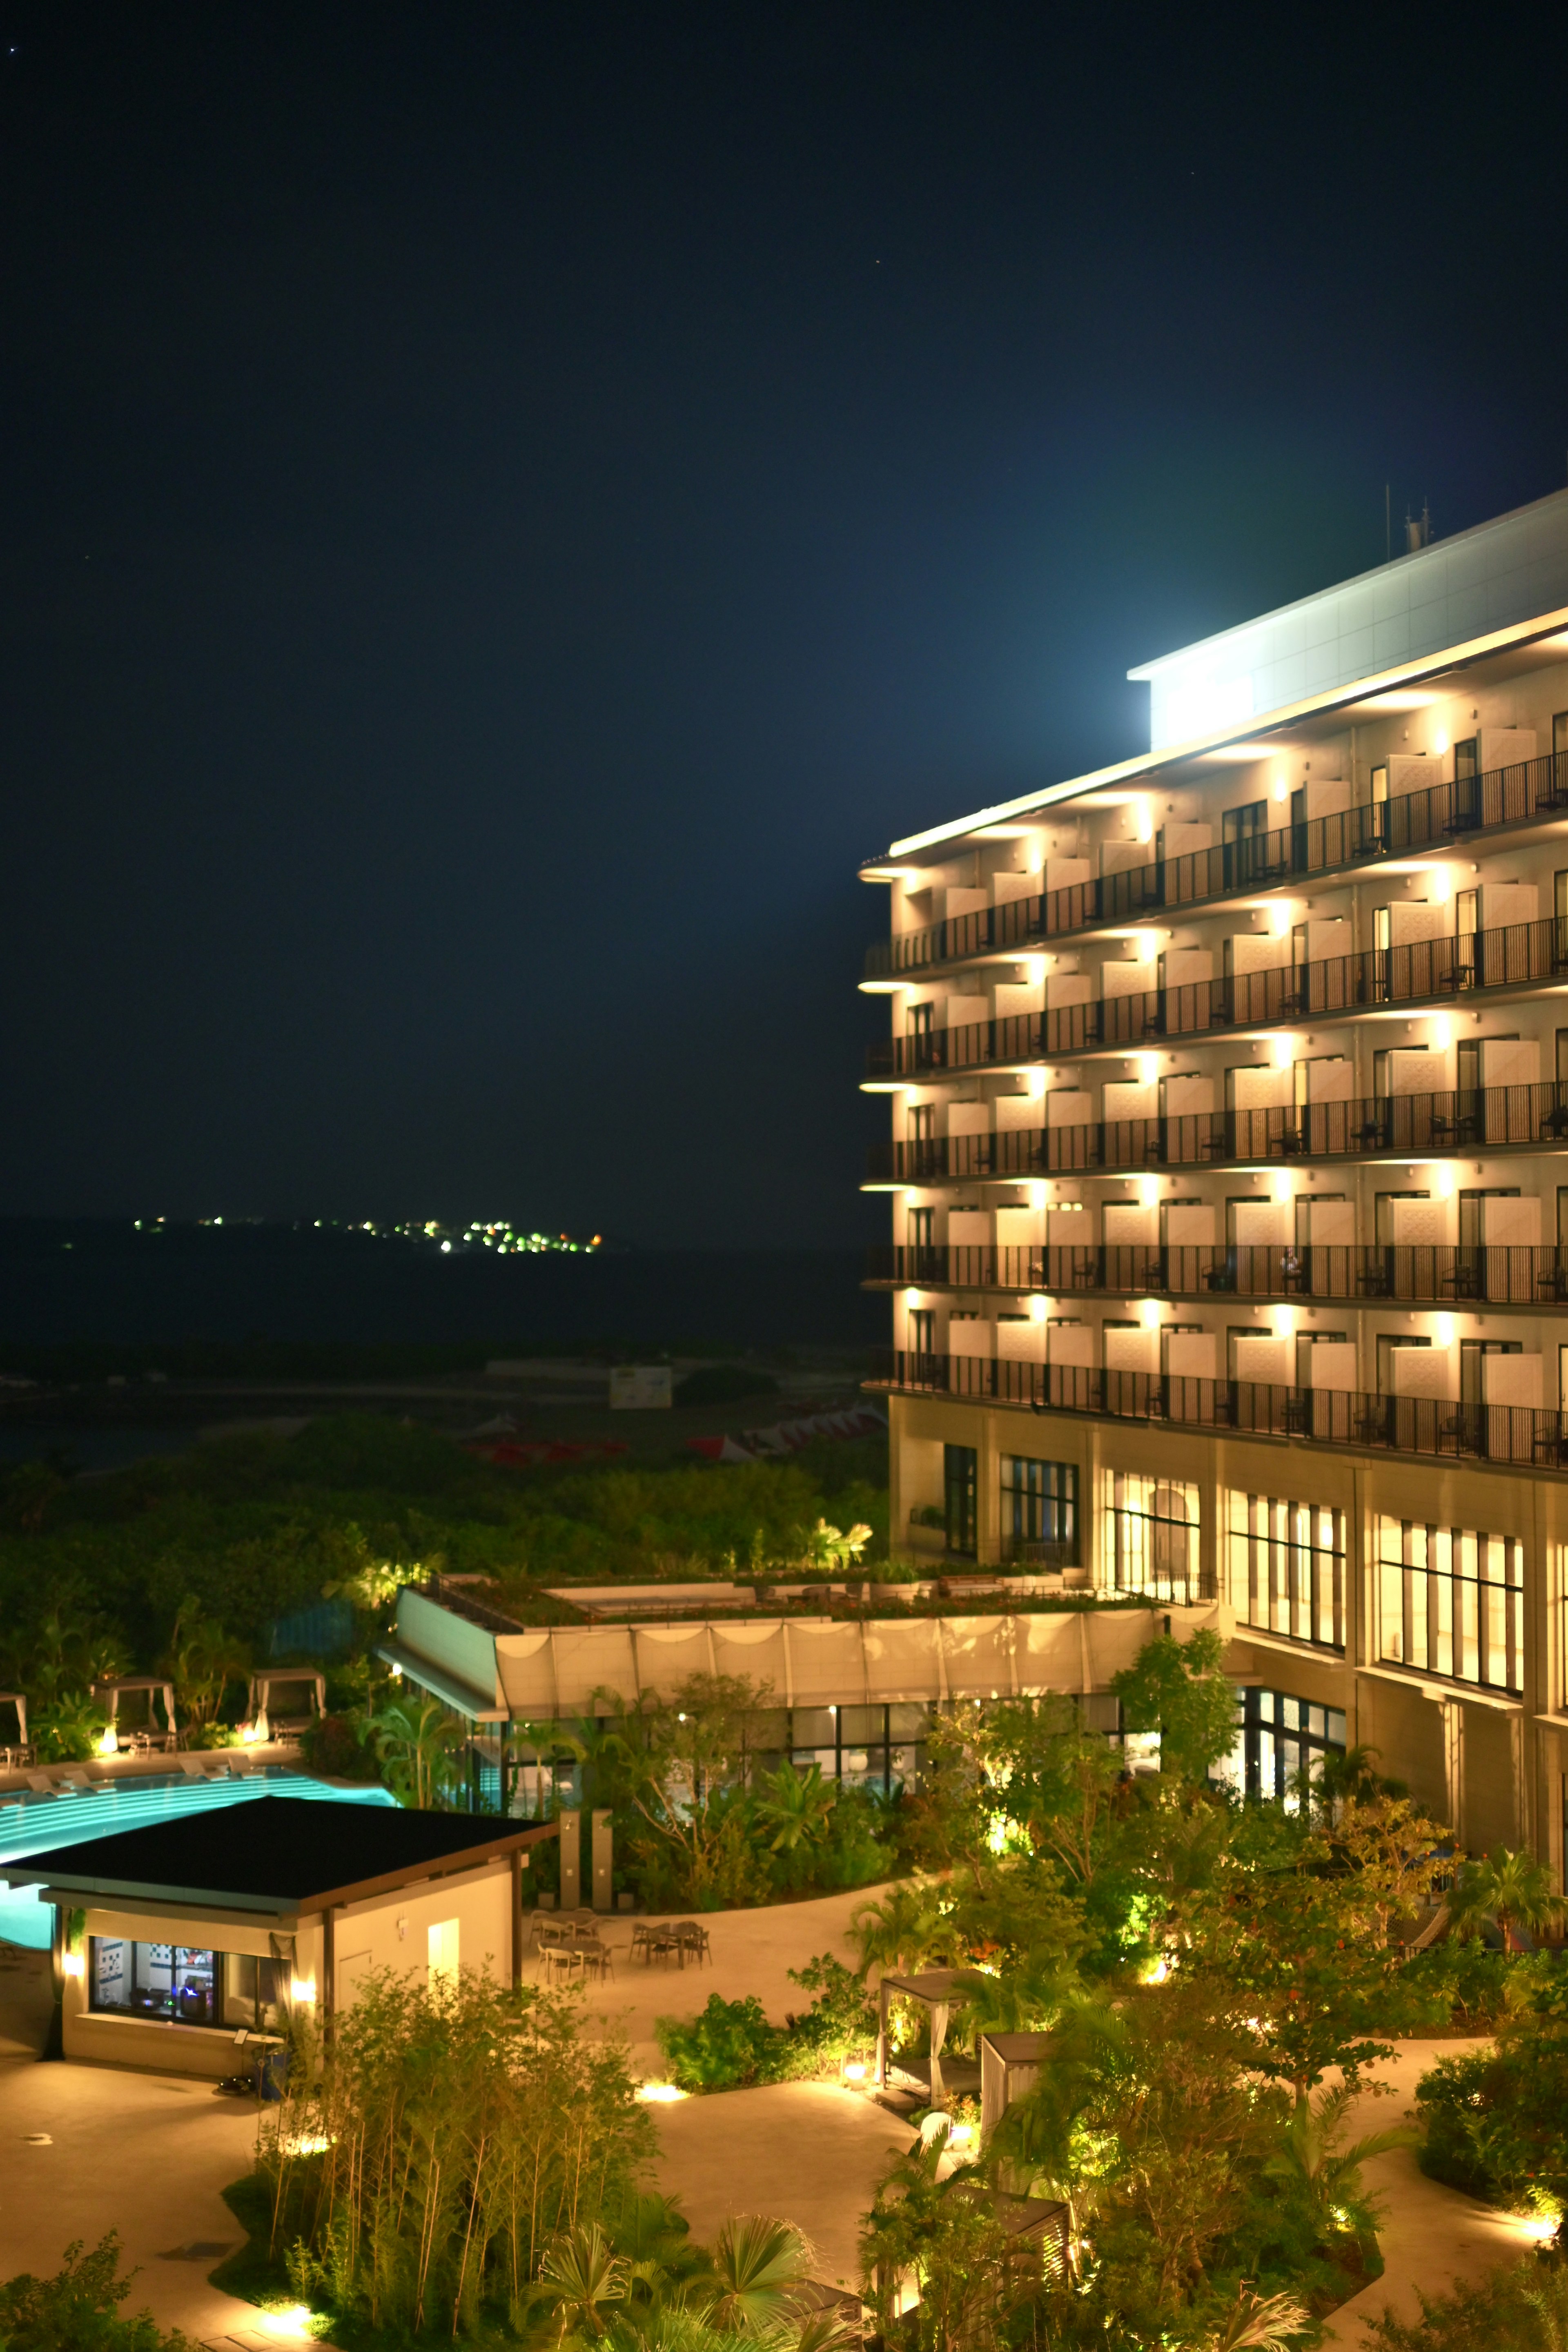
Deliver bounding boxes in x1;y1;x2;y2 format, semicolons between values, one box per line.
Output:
868;1241;1568;1307
865;749;1568;979
868;913;1568;1080
868;1077;1568;1183
868;1349;1568;1471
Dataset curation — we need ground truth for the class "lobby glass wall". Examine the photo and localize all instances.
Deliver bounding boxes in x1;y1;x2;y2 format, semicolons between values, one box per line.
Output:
1107;1473;1204;1603
1375;1517;1523;1693
1217;1688;1347;1807
1227;1492;1346;1652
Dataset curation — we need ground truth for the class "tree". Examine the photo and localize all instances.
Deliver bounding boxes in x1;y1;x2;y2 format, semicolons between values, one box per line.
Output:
1450;1848;1567;1951
1331;1793;1452;1947
1194;1871;1394;2100
847;1881;955;1978
1110;1628;1238;1785
165;1597;249;1733
364;1692;464;1807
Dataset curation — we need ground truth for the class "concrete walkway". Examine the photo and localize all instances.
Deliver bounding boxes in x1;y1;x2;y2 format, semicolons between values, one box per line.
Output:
0;2051;277;2340
563;1885;879;2079
1319;2038;1539;2346
653;2081;907;2290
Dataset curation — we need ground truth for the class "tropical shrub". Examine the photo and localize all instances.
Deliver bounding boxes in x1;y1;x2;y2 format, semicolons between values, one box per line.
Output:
0;2233;195;2352
1361;2255;1568;2349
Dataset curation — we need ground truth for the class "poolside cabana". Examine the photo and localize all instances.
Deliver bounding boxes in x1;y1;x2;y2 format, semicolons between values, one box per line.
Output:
978;2028;1052;2138
874;1968;980;2106
91;1677;178;1751
245;1669;327;1739
0;1794;558;2078
0;1691;28;1765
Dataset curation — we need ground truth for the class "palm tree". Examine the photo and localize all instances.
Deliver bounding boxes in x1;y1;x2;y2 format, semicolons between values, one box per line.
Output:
699;2217;811;2334
537;2222;630;2339
1205;2288;1312;2351
1449;1848;1568;1951
848;1882;951;1978
1261;2083;1414;2252
366;1692;463;1808
753;1762;837;1855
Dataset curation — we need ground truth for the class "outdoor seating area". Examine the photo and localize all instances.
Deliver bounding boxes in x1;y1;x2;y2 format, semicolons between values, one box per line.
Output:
533;1913;615;1982
632;1918;713;1969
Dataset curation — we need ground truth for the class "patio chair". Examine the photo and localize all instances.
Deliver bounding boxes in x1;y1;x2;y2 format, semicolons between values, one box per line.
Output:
541;1946;585;1987
676;1922;712;1968
630;1922;657;1964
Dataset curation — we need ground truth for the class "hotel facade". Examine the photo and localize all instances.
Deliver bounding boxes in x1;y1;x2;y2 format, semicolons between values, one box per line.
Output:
862;489;1568;1869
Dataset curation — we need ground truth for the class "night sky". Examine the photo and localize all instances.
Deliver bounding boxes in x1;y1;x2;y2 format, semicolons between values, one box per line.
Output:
5;5;1568;1247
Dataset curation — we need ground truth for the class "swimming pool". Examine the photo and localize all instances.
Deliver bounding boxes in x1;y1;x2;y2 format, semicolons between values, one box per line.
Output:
0;1768;400;1948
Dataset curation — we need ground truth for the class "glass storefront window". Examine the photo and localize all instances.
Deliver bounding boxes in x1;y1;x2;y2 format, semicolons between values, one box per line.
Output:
88;1939;278;2031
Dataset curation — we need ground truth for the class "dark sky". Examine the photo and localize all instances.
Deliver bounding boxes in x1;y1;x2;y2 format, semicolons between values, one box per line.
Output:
4;4;1568;1246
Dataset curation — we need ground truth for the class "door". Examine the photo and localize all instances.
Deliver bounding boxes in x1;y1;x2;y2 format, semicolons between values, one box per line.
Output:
1455;889;1478;989
1458;1187;1519;1301
906;1205;936;1282
1374;905;1391;1000
1290;785;1308;871
1457;1038;1481;1143
1223;799;1267;889
908;1307;935;1364
943;1444;978;1559
1453;736;1480;828
1555;711;1568;802
906;1000;935;1072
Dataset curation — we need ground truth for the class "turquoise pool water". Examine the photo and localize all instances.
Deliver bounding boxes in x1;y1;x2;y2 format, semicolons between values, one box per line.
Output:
0;1769;399;1947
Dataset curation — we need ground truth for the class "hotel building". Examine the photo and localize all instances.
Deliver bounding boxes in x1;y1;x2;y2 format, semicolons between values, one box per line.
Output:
861;488;1568;1866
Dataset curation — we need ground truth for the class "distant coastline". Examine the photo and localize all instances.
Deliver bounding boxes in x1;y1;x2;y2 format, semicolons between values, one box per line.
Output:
0;1221;880;1352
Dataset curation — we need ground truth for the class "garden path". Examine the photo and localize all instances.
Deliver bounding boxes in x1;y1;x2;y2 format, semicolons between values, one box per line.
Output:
1319;2036;1541;2345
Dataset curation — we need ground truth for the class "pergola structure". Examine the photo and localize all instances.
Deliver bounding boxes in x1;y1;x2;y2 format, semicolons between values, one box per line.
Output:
245;1670;327;1737
92;1678;178;1748
0;1692;27;1754
978;2028;1052;2138
875;1968;981;2107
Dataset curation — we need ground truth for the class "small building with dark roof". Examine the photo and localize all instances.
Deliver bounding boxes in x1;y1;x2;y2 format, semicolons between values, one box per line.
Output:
0;1795;556;2078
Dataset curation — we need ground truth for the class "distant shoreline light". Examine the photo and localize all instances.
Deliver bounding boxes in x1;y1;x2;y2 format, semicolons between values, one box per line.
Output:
132;1217;604;1256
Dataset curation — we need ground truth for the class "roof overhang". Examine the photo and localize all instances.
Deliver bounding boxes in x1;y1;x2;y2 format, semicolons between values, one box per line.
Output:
377;1639;508;1723
1;1818;558;1917
878;604;1568;864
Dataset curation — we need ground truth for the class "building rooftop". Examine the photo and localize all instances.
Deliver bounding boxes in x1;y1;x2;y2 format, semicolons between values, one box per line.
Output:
0;1794;555;1917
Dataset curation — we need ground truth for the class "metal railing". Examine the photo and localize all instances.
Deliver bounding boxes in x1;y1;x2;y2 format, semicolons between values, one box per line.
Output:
868;913;1568;1080
865;749;1568;979
867;1077;1568;1182
868;1349;1568;1471
867;1241;1568;1307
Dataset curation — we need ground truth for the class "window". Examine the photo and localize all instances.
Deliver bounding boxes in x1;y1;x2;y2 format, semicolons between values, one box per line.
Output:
1227;1492;1345;1651
86;1939;278;2031
788;1702;930;1795
1000;1457;1078;1566
1375;1517;1523;1693
1218;1688;1347;1809
1107;1472;1204;1603
944;1444;978;1559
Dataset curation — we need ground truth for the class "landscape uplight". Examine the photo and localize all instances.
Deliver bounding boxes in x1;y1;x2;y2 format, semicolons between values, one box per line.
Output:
637;2083;687;2103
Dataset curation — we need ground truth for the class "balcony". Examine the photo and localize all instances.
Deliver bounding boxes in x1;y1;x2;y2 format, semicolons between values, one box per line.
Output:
867;1078;1568;1184
866;1241;1568;1308
867;1350;1568;1472
868;911;1568;1082
864;748;1568;980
